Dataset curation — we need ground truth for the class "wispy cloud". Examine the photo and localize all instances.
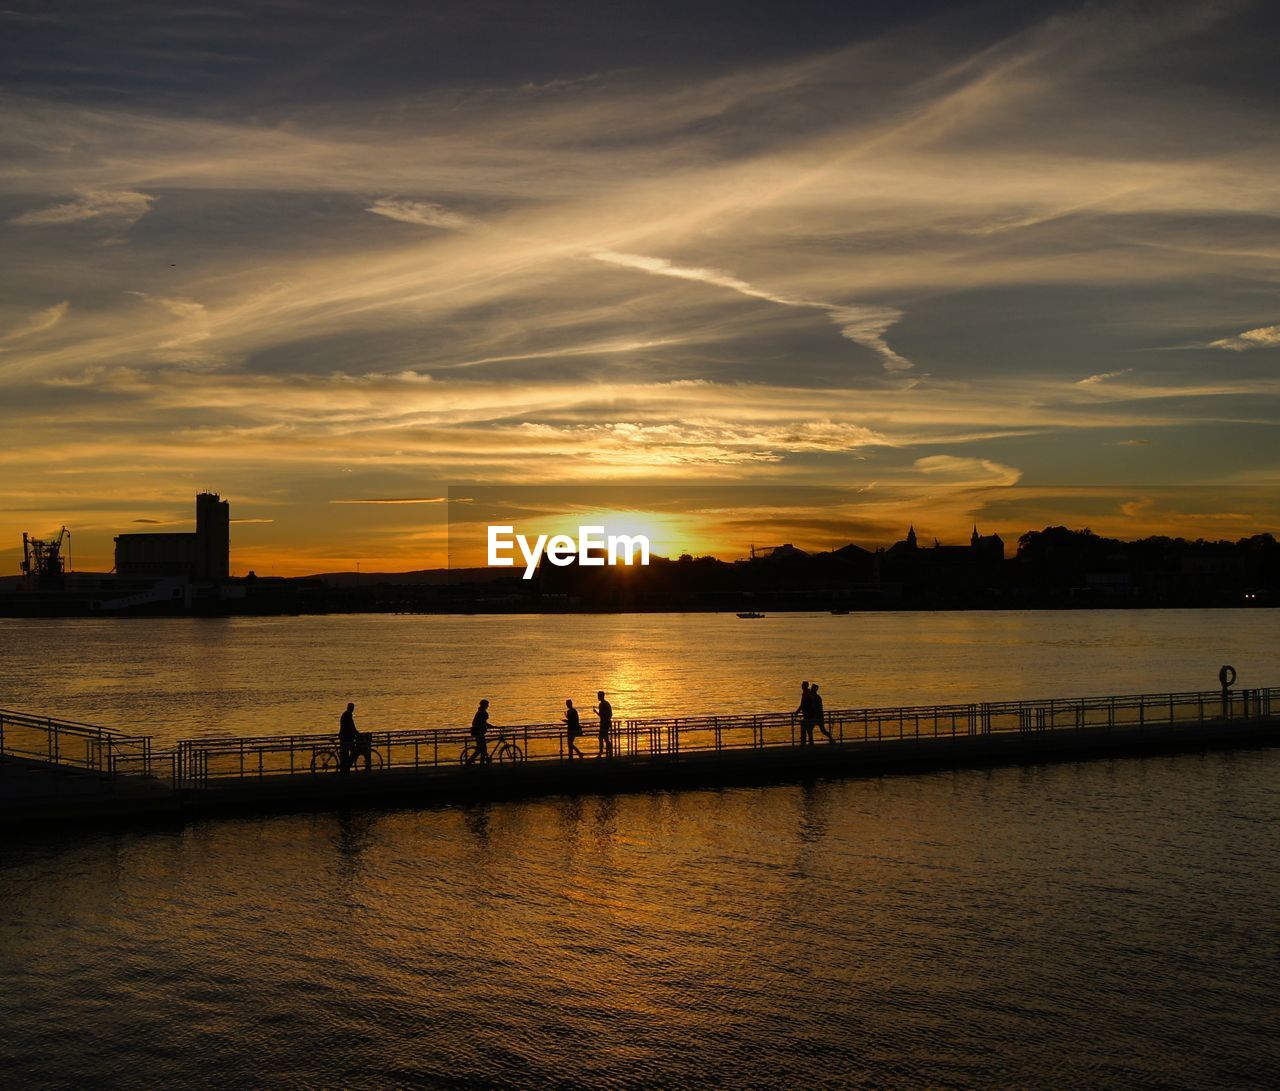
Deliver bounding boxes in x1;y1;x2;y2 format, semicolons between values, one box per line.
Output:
10;189;154;227
330;497;450;505
366;198;475;231
1077;368;1134;386
914;455;1022;487
1;301;69;344
590;250;912;371
1209;324;1280;351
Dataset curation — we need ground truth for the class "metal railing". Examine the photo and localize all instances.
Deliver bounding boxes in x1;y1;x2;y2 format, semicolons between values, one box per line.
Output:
168;685;1275;789
173;721;591;787
618;686;1275;756
0;707;155;777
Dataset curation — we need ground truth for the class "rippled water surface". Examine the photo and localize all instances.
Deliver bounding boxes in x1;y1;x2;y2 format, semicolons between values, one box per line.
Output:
2;612;1279;1087
2;753;1279;1087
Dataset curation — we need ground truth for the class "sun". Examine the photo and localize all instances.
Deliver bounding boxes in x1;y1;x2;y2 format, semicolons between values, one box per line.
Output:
554;509;702;560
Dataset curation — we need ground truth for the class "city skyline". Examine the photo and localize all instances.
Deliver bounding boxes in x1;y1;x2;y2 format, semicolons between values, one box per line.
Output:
4;1;1279;574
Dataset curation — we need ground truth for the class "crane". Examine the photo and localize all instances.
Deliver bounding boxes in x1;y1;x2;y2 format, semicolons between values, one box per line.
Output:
21;527;71;583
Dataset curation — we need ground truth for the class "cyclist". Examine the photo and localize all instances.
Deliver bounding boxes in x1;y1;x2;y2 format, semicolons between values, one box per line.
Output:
338;702;374;773
339;702;358;773
467;699;493;765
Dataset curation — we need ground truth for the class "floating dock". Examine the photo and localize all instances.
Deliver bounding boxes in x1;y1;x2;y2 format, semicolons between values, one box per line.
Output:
2;687;1276;826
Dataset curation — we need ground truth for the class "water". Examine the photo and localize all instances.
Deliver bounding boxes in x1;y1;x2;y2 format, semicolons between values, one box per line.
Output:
2;612;1279;1086
2;755;1278;1087
1;610;1277;742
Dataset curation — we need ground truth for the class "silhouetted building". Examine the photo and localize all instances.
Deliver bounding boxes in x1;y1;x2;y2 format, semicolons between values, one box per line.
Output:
115;492;230;581
882;524;1006;600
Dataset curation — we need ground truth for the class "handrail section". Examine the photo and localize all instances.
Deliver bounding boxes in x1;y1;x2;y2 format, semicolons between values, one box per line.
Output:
170;685;1275;789
5;686;1275;790
0;707;155;777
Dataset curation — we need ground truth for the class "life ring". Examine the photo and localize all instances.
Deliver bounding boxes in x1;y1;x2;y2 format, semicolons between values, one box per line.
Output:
1219;664;1237;688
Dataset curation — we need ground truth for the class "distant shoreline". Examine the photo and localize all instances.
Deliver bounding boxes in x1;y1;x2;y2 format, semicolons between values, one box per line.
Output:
0;603;1275;620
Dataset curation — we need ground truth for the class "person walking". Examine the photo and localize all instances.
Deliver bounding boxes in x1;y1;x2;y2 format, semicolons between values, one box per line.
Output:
594;690;613;759
467;699;493;765
339;701;358;773
564;699;585;761
793;681;815;746
812;683;833;744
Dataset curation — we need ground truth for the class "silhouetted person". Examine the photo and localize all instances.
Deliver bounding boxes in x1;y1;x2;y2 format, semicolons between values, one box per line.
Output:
467;699;492;765
339;702;358;774
812;683;833;743
793;681;815;746
564;699;584;760
594;690;613;758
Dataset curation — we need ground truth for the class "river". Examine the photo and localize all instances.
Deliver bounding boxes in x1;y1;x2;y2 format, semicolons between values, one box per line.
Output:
2;611;1278;1087
1;610;1277;742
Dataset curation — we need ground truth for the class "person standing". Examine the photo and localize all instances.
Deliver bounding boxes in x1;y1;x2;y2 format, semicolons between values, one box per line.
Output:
812;683;833;744
594;690;613;759
564;699;585;761
467;699;492;765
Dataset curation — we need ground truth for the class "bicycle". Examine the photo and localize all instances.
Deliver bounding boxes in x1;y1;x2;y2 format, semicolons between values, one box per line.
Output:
311;733;385;773
459;729;526;765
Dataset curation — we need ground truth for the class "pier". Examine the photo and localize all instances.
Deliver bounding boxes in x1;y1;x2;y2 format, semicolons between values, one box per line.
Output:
2;685;1277;826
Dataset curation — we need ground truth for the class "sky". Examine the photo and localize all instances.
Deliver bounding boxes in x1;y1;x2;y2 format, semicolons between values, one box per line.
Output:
2;0;1279;574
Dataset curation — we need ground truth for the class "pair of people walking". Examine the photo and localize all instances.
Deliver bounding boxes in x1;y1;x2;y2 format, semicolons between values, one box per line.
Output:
564;691;612;761
794;681;832;745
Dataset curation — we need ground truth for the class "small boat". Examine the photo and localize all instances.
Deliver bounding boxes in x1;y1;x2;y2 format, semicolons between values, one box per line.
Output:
737;611;766;619
830;608;849;615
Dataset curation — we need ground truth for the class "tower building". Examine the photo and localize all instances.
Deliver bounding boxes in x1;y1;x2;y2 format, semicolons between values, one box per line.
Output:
114;492;231;581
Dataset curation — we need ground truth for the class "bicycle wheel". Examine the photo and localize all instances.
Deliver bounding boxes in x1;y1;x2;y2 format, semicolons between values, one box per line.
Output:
311;748;339;774
366;748;385;771
458;740;474;765
495;741;525;764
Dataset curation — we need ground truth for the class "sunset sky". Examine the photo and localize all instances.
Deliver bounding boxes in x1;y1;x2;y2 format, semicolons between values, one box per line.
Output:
3;1;1279;575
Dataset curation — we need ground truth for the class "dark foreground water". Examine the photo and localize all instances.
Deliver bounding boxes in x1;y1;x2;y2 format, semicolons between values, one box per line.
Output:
3;750;1279;1088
